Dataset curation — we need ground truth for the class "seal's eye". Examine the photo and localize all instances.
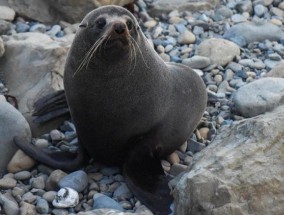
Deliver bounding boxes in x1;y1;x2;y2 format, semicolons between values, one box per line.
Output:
96;17;106;29
126;20;133;30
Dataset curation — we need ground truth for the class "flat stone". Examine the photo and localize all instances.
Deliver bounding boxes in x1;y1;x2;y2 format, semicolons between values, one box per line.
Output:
58;170;88;192
93;193;125;212
196;38;240;66
0;193;20;215
0;6;15;21
182;56;211;69
45;169;67;191
265;62;284;78
233;77;284;117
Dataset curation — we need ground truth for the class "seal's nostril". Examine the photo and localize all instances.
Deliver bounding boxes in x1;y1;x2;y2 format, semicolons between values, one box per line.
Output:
114;23;126;34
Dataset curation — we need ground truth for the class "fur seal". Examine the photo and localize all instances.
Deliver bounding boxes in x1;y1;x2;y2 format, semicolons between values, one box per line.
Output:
15;5;207;214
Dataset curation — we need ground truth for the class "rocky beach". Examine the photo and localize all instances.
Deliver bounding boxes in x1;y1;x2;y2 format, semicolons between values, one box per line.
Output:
0;0;284;214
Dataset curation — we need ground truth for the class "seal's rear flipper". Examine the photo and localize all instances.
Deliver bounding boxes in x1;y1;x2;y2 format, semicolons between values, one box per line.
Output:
123;143;173;215
32;90;70;124
14;136;84;172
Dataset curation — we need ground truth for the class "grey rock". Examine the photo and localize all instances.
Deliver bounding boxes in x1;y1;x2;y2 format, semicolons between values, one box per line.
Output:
196;38;240;66
31;176;45;189
0;100;31;177
45;169;67;191
77;209;153;215
254;4;268;17
265;62;284;78
174;106;284;215
22;192;37;204
34;139;49;148
264;59;284;69
177;30;196;44
149;0;220;16
113;183;133;200
187;139;206;154
14;171;31;180
233;77;284;117
182;56;211;69
30;24;46;33
43;191;57;203
224;22;284;47
231;14;247;23
36;198;49;214
58;170;88;192
169;164;188;176
93;193;125;212
0;5;15;21
0;193;20;215
0;32;70;137
20;202;36;215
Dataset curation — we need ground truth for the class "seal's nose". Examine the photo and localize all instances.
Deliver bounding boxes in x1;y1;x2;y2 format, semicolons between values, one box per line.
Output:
114;22;126;34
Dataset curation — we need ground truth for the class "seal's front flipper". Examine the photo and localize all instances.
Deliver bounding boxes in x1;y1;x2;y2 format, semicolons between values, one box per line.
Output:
123;143;173;215
32;90;70;124
14;136;84;172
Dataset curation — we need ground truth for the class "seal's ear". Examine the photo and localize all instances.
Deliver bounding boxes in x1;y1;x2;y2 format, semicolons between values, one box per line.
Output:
79;22;88;28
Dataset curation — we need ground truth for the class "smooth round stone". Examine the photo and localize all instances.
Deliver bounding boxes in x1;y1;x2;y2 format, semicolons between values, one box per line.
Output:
208;84;218;92
270;7;284;17
233;77;284;117
153;26;163;38
0;6;15;21
53;187;79;208
199;127;210;140
45;170;67;191
113;183;132;200
15;22;29;33
89;181;99;191
14;171;31;180
22;192;37;203
50;129;64;141
43;191;57;203
93;193;125;212
143;20;157;28
161;160;171;172
187;139;206;154
88;172;103;181
177;30;196;44
231;14;247;23
0;193;20;215
31;176;45;189
156;45;165;53
175;23;187;33
184;156;193;165
264;59;283;69
182;56;211;69
169;16;181;24
0;178;17;189
107;182;120;193
120;200;132;210
36;198;49;214
12;187;25;197
20;202;36;215
46;25;61;37
254;4;268;17
160;53;171;62
167;151;180;164
58;170;88;192
179;141;188;153
165;44;174;52
30;23;46;33
230;78;246;88
169;164;188;176
7;149;36;173
34;139;49;148
196;38;240;66
214;74;223;84
52;208;69;215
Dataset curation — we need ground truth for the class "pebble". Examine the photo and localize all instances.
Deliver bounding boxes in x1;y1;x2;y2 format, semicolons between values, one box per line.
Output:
100;167;120;176
58;170;88;192
43;191;57;203
0;193;20;215
113;183;132;200
46;25;61;37
34;138;49;148
22;192;37;203
167;151;180;164
15;22;29;33
161;160;171;172
0;6;15;21
0;177;17;189
199;127;210;140
187;139;206;154
177;30;196;44
53;187;79;208
143;20;157;28
30;23;46;33
50;129;65;141
169;164;188;176
45;169;67;191
182;55;211;69
93;193;125;211
254;4;268;17
20;202;37;215
36;198;49;214
14;171;31;180
31;175;46;189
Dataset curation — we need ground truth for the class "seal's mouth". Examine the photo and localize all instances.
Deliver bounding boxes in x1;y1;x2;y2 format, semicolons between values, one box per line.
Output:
104;36;129;49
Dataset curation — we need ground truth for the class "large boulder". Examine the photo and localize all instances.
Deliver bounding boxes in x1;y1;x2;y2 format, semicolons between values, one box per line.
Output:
0;100;31;177
224;21;284;47
173;105;284;215
148;0;220;16
7;0;134;23
0;32;71;136
233;77;284;117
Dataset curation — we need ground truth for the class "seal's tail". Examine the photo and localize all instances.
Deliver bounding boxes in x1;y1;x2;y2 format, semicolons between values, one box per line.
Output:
14;136;84;172
32;90;70;124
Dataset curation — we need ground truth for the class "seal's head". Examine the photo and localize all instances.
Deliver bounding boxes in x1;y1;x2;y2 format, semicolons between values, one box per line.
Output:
75;6;141;63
